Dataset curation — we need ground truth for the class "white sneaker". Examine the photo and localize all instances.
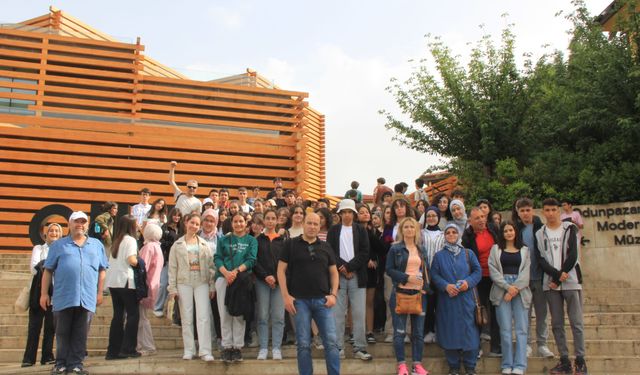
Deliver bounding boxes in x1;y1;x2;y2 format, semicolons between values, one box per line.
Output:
152;310;164;318
526;344;532;357
501;369;512;375
477;349;483;359
423;332;436;343
511;369;524;375
480;333;491;341
257;349;268;360
182;354;193;360
272;349;282;360
537;345;555;358
339;349;345;359
354;350;373;361
313;335;324;350
201;354;214;362
404;335;410;343
384;334;393;343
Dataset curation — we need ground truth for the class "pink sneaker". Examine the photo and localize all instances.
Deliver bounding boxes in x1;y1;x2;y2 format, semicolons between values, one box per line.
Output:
412;363;429;375
397;363;409;375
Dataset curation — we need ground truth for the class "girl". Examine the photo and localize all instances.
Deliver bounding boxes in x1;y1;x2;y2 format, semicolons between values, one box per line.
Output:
137;224;164;355
449;200;468;234
385;217;430;375
154;208;182;318
144;198;167;229
489;222;531;375
315;207;332;241
286;205;305;239
276;207;290;237
431;194;451;230
357;204;382;344
214;212;258;363
168;213;215;362
415;200;428;226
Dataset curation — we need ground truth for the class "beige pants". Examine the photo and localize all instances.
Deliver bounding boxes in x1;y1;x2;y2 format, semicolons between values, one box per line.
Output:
137;305;156;352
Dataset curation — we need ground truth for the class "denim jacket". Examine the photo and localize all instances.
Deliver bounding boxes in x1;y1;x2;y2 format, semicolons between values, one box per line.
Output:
385;242;430;293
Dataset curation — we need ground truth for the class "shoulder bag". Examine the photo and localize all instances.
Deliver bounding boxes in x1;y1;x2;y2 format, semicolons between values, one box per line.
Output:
395;250;428;315
465;249;488;327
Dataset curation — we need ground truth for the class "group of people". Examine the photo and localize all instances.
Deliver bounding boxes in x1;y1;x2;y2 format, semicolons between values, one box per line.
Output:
20;165;588;375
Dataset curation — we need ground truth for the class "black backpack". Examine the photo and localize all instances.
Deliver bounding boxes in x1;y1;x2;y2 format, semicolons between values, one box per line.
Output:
132;257;148;301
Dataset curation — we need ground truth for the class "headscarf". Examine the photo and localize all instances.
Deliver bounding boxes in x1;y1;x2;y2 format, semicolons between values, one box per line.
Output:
449;199;467;233
200;208;218;240
443;223;462;256
425;206;441;232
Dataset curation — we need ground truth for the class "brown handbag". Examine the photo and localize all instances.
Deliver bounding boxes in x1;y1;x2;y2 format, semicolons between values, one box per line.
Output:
465;249;489;327
395;252;428;315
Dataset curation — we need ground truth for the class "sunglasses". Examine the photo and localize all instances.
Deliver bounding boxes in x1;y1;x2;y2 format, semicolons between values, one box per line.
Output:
187;186;197;189
308;245;316;261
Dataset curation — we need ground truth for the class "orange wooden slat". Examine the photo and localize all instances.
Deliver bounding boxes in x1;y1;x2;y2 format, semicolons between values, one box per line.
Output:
0;199;90;212
139;83;299;106
138;93;299;115
139;102;298;124
0;27;139;50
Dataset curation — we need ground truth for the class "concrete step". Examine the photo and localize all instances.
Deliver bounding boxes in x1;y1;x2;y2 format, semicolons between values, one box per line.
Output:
0;351;637;374
0;324;182;338
0;314;175;326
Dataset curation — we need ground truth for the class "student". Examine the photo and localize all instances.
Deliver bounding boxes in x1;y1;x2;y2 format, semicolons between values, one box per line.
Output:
535;198;587;375
431;193;451;231
137;224;164;355
489;222;531;375
238;187;255;213
421;206;444;344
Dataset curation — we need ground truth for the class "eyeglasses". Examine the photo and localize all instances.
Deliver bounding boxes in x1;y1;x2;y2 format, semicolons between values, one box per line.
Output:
308;245;316;261
187;186;197;189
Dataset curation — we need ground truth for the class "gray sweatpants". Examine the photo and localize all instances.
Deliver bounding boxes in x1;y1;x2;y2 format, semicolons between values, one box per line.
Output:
528;280;549;346
545;289;585;358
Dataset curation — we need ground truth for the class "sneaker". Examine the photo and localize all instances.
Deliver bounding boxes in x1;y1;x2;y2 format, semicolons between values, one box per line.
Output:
549;357;573;374
313;335;324;350
397;363;409;375
51;367;66;375
511;369;524;375
488;350;502;358
526;344;532;357
384;334;393;343
221;349;232;363
574;357;588;375
412;363;429;375
366;332;376;344
538;345;555;358
272;349;282;360
348;333;355;344
465;369;477;375
182;354;193;360
257;349;268;360
354;350;373;361
448;368;460;375
152;310;164;318
232;348;243;362
502;369;513;375
201;354;214;362
480;333;491;341
477;349;483;359
404;335;410;343
339;349;345;359
68;368;89;375
423;331;436;343
21;362;34;368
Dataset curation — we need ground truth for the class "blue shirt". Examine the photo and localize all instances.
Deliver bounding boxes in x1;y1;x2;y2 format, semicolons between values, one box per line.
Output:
521;224;541;281
44;236;109;313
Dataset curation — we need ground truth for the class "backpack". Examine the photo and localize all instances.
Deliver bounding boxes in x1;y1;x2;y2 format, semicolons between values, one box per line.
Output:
132;257;148;301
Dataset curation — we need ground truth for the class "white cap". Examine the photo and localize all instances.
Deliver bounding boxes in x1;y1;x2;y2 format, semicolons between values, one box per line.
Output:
203;197;214;205
337;199;357;213
69;211;88;222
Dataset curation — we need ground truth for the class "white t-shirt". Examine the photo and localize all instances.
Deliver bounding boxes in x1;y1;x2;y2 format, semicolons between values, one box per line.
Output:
240;203;254;213
131;203;151;226
545;226;564;270
106;235;137;289
174;191;202;216
339;225;354;262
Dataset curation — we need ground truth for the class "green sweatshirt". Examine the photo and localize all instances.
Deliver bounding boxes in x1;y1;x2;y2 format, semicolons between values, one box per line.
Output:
214;233;258;279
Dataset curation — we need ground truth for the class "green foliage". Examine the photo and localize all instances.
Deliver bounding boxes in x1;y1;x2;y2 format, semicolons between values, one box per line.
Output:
383;0;640;207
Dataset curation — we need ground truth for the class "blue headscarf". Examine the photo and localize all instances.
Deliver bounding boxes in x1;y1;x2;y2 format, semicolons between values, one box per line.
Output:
443;222;463;256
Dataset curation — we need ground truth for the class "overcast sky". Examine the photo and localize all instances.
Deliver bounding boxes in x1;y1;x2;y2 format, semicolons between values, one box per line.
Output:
4;0;612;196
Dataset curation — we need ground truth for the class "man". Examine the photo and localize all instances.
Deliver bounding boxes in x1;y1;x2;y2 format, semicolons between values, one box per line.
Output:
41;211;109;375
169;161;202;215
451;189;466;203
207;189;219;209
130;188;151;227
326;199;372;361
393;183;406;201
218;188;230;211
266;177;284;200
514;198;555;358
560;199;584;242
536;198;587;375
237;187;254;213
381;191;393;206
317;198;331;209
461;207;501;356
411;178;428;205
284;190;296;207
344;181;362;203
272;187;287;208
248;187;261;206
373;177;393;205
277;213;340;375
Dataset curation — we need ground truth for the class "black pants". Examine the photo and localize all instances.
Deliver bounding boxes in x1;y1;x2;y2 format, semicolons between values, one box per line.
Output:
423;292;438;334
22;306;55;364
107;287;139;356
54;306;89;369
477;276;501;352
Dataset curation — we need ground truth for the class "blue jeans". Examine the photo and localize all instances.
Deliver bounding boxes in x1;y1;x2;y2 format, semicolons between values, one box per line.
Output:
293;298;340;375
496;274;529;372
389;290;426;363
154;265;168;313
333;274;367;352
255;280;285;350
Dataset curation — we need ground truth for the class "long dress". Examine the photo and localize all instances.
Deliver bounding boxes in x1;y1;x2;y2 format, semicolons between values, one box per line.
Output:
430;248;482;351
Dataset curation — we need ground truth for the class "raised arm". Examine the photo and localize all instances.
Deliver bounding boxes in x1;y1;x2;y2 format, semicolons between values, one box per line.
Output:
169;161;181;195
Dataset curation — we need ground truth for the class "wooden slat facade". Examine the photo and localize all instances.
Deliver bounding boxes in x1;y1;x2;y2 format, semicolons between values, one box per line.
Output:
0;11;326;251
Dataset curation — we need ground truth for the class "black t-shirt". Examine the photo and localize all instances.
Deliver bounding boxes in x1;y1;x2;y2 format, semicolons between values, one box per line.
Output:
500;250;522;275
280;236;336;299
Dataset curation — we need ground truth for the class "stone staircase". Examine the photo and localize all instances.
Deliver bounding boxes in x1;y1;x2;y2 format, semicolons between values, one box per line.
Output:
0;253;637;374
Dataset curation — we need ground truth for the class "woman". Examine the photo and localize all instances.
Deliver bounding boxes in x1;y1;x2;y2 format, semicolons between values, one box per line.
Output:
492;212;503;229
249;214;265;237
286;205;305;239
489;222;531;375
431;193;451;230
276;207;290;237
144;198;167;229
356;203;382;344
253;209;285;360
105;215;141;360
21;223;61;367
415;199;428;226
168;213;215;362
95;201;117;253
214;212;258;363
421;206;444;344
315;207;332;241
476;199;498;232
449;200;468;234
137;224;164;355
385;217;430;375
381;204;394;342
430;223;482;375
390;198;415;240
154;208;182;318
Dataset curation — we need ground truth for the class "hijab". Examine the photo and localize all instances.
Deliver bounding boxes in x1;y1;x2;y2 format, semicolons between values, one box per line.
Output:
443;223;463;256
449;199;467;233
424;206;441;232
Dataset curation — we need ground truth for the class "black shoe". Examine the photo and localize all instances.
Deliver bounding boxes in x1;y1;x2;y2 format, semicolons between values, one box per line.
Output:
366;332;376;344
21;362;34;368
232;348;243;362
50;366;66;375
41;357;56;365
574;357;588;375
465;369;477;375
222;349;232;363
448;368;460;375
120;351;141;358
68;367;89;375
550;357;573;374
105;353;126;360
